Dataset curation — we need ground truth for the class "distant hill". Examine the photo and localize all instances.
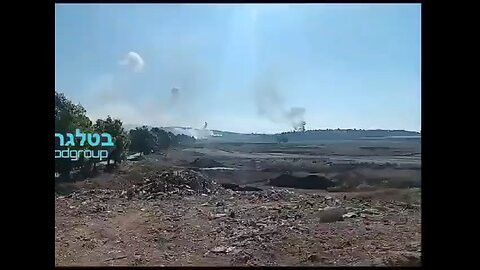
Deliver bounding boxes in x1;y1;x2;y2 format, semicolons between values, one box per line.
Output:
279;129;420;142
202;129;420;143
123;125;420;143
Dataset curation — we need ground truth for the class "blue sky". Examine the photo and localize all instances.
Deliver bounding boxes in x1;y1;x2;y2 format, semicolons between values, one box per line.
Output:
55;4;421;134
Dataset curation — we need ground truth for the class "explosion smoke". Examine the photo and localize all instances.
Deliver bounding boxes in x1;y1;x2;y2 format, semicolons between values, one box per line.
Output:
171;87;180;102
255;79;307;132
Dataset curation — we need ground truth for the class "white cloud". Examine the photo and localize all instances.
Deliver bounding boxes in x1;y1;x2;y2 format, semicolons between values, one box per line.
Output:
119;51;145;72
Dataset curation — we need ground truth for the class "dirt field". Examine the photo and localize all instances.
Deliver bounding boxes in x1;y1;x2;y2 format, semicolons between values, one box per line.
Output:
55;140;421;266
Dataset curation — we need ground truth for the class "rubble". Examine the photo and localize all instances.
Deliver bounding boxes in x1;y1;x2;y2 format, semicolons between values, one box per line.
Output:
342;212;358;219
307;254;320;262
212;213;227;219
128;169;220;199
211;246;236;253
362;208;382;215
56;174;421;267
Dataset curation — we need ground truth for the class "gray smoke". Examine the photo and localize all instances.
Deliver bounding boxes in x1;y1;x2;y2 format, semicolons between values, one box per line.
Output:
285;107;306;132
89;38;212;128
255;79;307;132
171;87;180;103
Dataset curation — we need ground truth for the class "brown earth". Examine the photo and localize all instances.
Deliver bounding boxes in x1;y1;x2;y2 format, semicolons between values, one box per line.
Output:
55;141;421;266
56;185;420;266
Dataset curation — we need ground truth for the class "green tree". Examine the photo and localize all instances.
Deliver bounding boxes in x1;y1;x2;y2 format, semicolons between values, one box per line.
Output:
151;127;172;150
55;91;93;180
129;126;156;155
93;116;130;167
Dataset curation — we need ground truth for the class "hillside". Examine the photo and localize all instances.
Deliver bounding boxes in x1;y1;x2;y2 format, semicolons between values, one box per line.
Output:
206;129;420;143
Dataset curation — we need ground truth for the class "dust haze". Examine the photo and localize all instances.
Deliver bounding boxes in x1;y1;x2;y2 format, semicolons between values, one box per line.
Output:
85;49;307;134
86;43;214;130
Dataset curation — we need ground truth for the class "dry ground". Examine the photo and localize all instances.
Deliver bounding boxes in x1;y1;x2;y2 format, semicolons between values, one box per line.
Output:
55;187;420;266
55;141;421;266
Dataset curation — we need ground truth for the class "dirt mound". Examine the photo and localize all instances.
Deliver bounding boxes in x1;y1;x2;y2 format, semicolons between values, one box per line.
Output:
269;174;335;190
190;158;225;168
221;183;263;191
129;169;220;199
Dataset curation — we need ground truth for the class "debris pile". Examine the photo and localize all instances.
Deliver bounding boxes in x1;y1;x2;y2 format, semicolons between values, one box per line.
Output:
63;189;122;200
128;169;220;199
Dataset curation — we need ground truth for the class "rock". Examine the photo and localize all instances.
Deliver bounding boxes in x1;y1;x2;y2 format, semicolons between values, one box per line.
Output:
400;251;421;265
385;251;421;266
213;213;227;219
127;152;144;161
211;246;226;253
318;207;346;223
342;212;358;218
362;208;381;215
407;241;421;252
231;251;252;264
307;254;320;262
211;246;235;253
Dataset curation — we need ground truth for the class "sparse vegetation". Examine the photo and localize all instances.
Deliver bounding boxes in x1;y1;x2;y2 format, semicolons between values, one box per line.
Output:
55;91;196;181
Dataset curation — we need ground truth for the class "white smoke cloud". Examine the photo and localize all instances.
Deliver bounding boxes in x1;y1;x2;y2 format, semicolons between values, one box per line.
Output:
119;51;145;72
169;127;214;140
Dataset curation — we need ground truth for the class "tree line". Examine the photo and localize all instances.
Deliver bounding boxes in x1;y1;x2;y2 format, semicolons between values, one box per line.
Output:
55;91;195;181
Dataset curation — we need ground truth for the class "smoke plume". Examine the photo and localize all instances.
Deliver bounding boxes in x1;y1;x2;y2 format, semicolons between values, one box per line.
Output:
285;107;306;132
170;87;180;103
119;52;145;73
255;78;307;132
